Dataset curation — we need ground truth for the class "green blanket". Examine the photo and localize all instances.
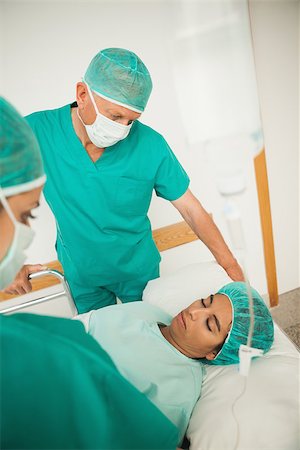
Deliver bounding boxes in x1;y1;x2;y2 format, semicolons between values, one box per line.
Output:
0;313;178;449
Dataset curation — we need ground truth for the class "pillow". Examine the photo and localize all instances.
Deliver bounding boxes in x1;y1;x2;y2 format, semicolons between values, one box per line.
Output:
143;261;299;450
143;261;231;316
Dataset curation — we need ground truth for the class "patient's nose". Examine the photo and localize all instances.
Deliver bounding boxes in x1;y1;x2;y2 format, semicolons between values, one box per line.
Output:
189;304;207;320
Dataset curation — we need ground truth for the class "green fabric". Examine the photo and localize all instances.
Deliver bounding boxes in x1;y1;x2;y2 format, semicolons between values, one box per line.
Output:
26;105;189;311
87;302;203;444
84;48;152;112
204;282;274;366
0;97;44;193
0;313;178;449
69;263;159;314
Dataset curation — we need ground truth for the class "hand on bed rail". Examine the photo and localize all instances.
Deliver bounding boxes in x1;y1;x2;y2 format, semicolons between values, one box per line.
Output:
1;264;47;296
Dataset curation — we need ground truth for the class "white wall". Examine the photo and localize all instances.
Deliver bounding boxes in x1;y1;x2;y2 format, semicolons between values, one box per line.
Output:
0;0;298;295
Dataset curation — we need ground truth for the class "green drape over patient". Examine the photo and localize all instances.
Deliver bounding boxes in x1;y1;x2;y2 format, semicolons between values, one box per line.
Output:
0;313;178;449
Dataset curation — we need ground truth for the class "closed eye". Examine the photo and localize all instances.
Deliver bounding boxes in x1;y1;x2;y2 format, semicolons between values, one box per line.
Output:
206;318;212;332
201;298;206;308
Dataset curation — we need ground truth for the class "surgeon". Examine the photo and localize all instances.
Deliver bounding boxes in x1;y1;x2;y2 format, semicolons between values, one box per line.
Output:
5;48;244;313
0;97;178;450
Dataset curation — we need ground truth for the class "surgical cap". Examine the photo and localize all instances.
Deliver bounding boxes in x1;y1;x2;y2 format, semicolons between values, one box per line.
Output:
0;97;45;196
204;282;274;366
83;48;153;113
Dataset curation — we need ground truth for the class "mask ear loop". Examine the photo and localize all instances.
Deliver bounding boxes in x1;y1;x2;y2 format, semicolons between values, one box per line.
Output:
0;186;17;226
84;82;101;116
77;82;100;127
76;82;100;127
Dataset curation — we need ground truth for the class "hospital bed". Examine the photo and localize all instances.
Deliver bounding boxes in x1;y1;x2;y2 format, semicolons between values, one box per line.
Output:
0;221;299;450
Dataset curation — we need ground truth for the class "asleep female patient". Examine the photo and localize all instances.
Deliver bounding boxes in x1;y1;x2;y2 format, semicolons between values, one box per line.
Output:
75;281;274;444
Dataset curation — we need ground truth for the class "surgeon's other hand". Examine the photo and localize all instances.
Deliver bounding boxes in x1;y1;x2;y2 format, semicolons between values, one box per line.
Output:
2;264;47;296
224;260;245;282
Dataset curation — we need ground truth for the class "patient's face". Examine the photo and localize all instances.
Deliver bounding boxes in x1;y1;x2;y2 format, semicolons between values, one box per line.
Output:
166;294;232;360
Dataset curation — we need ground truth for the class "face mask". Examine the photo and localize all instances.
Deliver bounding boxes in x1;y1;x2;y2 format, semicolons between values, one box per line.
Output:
77;84;133;148
0;190;35;289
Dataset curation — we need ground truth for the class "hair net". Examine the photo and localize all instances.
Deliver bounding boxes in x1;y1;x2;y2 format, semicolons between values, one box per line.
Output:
83;48;152;113
204;282;274;366
0;97;45;196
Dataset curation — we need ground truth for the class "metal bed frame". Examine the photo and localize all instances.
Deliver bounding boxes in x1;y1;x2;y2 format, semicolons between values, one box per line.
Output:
0;269;77;316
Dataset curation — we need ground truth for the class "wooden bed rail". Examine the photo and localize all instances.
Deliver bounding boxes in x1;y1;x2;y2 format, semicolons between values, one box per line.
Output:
0;221;197;302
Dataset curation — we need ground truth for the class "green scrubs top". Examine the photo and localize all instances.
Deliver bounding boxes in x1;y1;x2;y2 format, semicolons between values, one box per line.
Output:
85;302;203;445
0;313;178;449
26;105;189;288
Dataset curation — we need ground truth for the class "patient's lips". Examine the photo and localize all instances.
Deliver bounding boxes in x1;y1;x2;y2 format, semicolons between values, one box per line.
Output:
177;311;186;329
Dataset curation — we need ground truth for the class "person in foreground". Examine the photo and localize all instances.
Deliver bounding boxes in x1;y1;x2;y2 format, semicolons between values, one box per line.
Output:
76;281;274;445
0;97;46;290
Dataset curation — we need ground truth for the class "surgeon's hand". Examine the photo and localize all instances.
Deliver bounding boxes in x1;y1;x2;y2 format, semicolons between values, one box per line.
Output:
2;264;47;296
224;260;245;282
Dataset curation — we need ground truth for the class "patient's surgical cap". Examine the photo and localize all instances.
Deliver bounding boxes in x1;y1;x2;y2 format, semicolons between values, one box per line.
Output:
0;97;45;196
205;282;274;366
83;48;152;113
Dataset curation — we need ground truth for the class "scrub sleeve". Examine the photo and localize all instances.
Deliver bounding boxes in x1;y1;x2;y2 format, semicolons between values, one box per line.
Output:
0;313;178;449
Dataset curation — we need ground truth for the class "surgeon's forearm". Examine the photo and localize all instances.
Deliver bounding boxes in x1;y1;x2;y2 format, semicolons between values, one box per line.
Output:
172;190;243;280
184;204;236;268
